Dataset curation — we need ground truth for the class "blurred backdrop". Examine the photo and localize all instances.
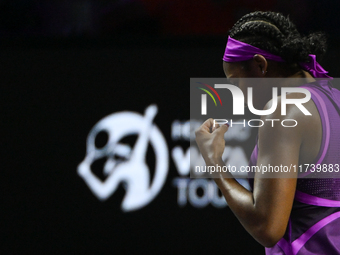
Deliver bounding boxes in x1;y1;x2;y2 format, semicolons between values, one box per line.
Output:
2;1;340;254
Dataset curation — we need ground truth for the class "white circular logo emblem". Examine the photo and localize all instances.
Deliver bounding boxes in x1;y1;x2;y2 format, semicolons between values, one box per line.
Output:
78;105;169;212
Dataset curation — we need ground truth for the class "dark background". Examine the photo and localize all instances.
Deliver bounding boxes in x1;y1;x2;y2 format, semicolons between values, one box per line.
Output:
2;1;340;254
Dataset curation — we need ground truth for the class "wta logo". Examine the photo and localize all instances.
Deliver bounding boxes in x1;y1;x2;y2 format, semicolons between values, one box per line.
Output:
197;82;222;115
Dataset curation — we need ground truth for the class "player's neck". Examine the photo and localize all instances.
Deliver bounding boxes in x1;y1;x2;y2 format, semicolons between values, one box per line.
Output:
280;70;316;87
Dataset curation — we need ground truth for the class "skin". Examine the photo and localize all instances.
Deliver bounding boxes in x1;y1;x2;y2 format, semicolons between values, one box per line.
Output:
195;54;322;247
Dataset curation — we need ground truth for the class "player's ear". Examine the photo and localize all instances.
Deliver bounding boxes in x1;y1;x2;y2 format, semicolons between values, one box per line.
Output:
250;54;268;76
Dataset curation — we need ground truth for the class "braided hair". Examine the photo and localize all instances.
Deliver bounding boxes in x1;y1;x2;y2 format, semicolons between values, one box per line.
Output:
229;11;327;65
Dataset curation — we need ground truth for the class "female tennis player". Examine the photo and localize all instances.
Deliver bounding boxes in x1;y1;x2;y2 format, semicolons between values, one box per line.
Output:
195;11;340;254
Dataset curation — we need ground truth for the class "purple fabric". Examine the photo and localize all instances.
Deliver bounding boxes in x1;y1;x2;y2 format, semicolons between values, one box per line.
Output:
295;191;340;207
272;208;340;255
297;86;330;178
297;216;340;254
248;80;340;254
223;36;285;62
292;211;340;254
223;36;332;79
307;88;331;164
299;55;332;80
276;238;292;255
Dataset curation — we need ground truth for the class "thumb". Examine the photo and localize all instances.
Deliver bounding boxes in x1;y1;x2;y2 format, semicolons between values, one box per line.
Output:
214;123;229;136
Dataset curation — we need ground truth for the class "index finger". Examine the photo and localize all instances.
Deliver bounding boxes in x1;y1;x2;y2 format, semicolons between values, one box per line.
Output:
199;118;216;133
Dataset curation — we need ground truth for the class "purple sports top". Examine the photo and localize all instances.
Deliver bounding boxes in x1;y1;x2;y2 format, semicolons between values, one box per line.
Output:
248;80;340;255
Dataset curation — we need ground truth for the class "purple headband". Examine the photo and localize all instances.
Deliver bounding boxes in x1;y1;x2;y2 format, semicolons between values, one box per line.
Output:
223;36;332;79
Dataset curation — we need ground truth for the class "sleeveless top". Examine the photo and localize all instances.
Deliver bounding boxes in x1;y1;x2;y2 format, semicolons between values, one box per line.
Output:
248;80;340;255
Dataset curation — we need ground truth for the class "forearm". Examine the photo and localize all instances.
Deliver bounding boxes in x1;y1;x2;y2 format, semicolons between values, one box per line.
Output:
206;157;278;246
194;118;292;247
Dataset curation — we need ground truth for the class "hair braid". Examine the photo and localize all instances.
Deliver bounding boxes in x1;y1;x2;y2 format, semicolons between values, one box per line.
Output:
229;11;327;64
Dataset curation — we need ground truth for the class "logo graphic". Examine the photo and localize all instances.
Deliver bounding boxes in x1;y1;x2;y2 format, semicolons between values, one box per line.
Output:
197;82;222;115
77;105;169;212
199;83;311;116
